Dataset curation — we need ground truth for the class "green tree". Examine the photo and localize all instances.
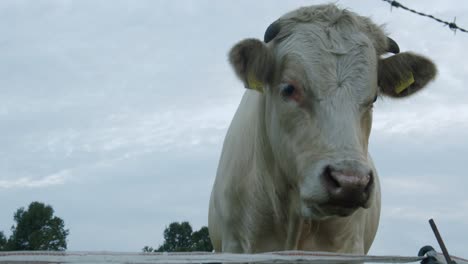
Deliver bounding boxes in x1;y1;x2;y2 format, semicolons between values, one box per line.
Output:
143;222;213;252
0;231;6;251
190;226;213;252
6;201;69;251
142;246;154;252
157;222;193;252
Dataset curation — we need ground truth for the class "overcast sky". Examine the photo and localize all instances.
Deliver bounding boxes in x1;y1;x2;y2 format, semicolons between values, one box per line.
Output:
0;0;467;258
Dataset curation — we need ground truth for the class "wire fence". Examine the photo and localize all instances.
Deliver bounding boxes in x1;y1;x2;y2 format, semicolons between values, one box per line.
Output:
0;250;428;264
380;0;468;34
1;250;468;264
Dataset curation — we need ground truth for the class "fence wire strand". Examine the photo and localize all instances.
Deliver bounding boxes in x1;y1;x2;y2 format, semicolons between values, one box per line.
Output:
380;0;468;34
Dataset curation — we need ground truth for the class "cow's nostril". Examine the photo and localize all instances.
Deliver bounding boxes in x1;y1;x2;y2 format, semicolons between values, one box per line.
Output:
364;171;374;193
323;166;340;190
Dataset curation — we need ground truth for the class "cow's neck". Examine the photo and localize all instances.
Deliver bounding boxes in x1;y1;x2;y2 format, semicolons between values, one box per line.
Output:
251;94;303;249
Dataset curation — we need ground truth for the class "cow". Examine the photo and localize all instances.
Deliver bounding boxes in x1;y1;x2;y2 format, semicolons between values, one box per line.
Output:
208;4;436;254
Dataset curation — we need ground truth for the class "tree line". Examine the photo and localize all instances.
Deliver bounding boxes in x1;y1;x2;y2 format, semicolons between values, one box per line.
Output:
0;201;68;251
1;201;212;252
142;221;213;252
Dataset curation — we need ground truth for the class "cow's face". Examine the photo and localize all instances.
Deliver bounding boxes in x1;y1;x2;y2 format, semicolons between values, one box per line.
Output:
229;5;436;219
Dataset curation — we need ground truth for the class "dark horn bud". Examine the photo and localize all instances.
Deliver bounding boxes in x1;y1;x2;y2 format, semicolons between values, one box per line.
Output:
264;20;281;43
387;37;400;54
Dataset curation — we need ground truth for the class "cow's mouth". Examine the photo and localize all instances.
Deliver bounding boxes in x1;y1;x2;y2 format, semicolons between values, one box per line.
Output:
320;204;360;217
301;203;361;219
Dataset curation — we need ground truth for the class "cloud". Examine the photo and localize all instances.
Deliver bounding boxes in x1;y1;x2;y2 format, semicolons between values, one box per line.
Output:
373;101;468;140
382;176;440;195
35;104;235;160
0;169;71;189
384;204;468;223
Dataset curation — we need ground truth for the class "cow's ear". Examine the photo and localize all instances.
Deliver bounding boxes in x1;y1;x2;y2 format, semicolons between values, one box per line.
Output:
229;38;276;93
378;52;437;98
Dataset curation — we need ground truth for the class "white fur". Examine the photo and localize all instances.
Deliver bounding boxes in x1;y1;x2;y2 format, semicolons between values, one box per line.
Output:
209;4;383;254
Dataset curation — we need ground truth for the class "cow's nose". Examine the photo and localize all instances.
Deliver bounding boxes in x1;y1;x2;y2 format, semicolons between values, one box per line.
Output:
321;166;373;208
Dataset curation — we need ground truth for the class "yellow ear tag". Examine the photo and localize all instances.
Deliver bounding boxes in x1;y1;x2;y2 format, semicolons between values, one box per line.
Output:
394;72;415;94
247;72;264;93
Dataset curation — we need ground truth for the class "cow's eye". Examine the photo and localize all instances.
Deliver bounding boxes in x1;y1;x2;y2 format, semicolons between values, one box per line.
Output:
363;94;378;110
281;84;296;98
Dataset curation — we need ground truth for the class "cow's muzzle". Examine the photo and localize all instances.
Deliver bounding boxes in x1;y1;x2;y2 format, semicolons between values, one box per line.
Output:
321;163;374;209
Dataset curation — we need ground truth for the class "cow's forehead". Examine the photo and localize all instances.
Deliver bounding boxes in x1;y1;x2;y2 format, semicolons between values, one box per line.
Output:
274;25;378;100
275;22;375;59
271;4;389;55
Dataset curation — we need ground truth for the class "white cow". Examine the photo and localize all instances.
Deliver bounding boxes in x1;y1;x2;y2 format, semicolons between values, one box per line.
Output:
209;4;436;254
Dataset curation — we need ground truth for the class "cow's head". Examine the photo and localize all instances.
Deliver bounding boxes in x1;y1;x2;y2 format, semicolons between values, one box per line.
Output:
229;5;437;219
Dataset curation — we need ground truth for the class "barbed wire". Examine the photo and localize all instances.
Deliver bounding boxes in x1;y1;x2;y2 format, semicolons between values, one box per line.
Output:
380;0;468;34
